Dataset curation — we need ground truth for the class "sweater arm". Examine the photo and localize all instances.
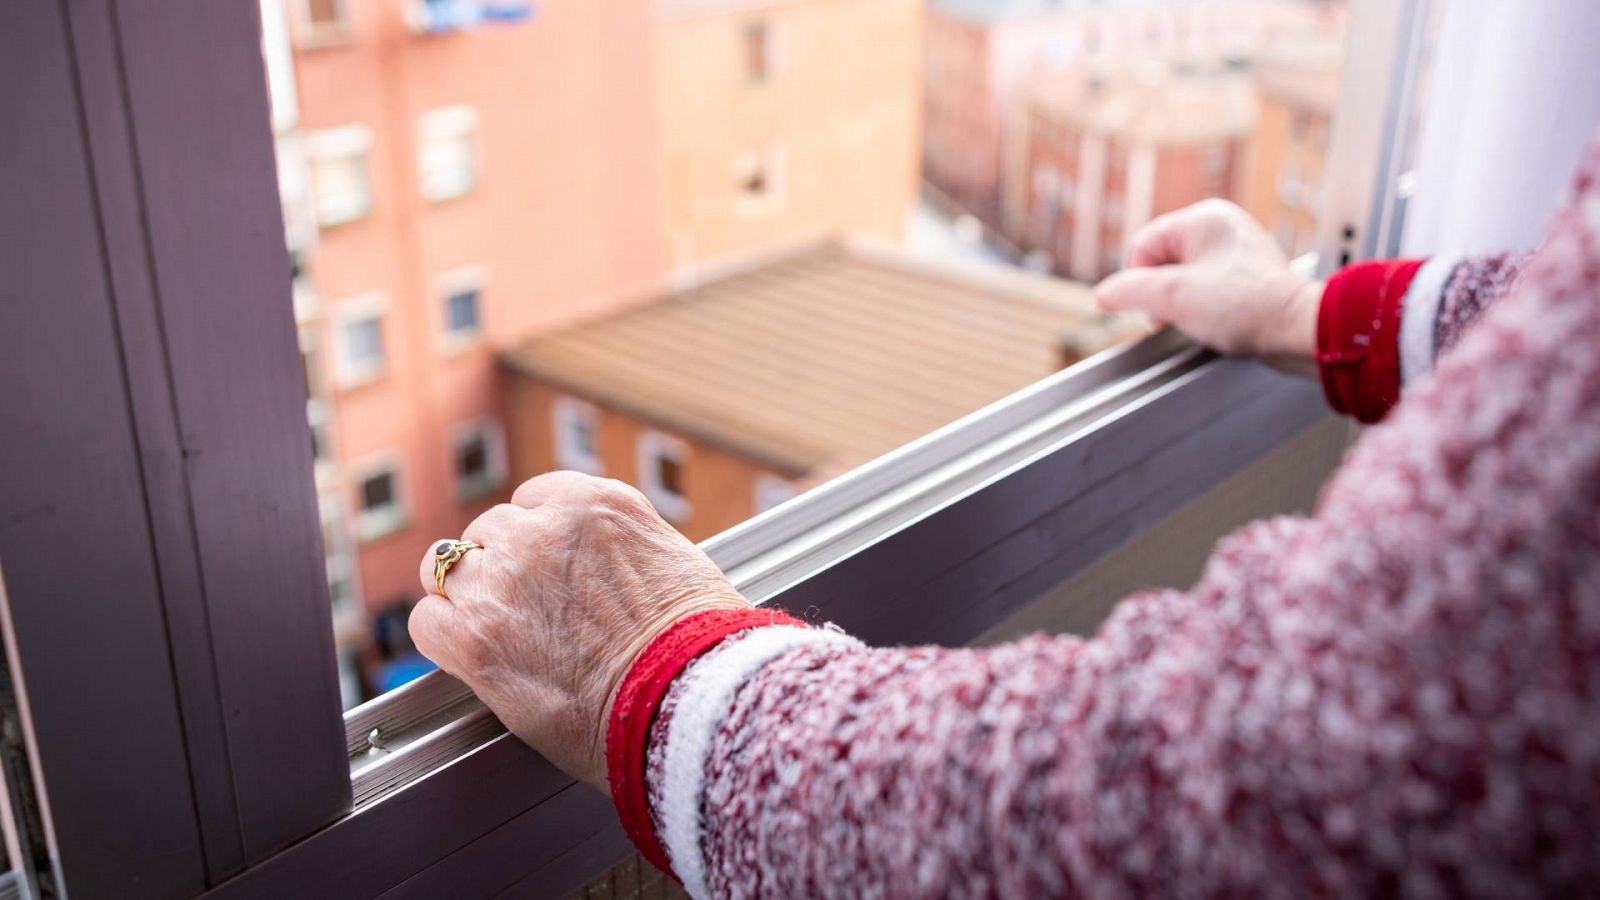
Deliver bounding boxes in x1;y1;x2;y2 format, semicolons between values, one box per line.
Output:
1316;252;1529;423
606;179;1596;895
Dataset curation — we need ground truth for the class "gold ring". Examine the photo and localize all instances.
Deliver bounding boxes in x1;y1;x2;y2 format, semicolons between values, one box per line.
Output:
431;538;482;599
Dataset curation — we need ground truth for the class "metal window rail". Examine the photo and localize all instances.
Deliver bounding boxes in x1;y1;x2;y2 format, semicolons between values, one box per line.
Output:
346;329;1237;803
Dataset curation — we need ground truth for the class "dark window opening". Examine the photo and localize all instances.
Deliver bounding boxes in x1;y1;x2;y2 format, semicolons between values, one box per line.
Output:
657;453;684;497
360;471;396;511
445;288;480;335
457;434;489;481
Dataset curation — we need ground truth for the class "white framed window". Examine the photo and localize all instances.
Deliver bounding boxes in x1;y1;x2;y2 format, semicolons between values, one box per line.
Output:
352;453;407;542
733;146;787;220
636;429;689;523
296;0;354;47
307;125;373;226
333;292;389;387
552;395;603;475
452;418;507;502
754;474;798;515
417;105;479;202
437;265;486;349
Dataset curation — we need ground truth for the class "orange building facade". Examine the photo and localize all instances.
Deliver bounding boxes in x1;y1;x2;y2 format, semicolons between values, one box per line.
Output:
1239;41;1344;255
657;0;923;269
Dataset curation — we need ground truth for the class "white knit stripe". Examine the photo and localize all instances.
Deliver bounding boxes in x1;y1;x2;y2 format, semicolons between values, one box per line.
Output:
1400;254;1462;388
657;625;861;900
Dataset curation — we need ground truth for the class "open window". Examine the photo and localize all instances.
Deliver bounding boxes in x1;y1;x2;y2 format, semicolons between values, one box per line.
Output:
7;0;1573;896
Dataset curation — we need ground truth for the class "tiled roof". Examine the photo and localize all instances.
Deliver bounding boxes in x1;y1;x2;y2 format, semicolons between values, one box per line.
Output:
1252;38;1343;115
505;240;1142;476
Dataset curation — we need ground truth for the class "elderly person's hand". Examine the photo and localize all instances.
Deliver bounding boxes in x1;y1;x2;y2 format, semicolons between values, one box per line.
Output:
1094;199;1321;367
408;472;748;790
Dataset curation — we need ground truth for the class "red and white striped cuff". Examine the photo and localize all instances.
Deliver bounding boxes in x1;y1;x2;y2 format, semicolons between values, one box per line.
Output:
1316;258;1426;423
604;606;858;888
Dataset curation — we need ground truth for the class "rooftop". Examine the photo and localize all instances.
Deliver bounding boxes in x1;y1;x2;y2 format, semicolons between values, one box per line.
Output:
1252;38;1344;115
1029;64;1259;144
928;0;1174;25
505;240;1142;476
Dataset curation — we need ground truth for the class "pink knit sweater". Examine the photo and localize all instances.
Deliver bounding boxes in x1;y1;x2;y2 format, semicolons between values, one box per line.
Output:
620;141;1600;898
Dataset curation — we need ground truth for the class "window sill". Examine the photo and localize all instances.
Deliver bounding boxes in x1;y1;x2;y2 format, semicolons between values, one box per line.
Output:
335;367;386;392
316;206;373;231
456;476;504;505
356;511;409;544
438;330;485;357
295;26;356;51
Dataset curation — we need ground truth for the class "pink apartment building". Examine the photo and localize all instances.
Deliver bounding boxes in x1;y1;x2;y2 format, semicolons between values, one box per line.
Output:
265;0;670;698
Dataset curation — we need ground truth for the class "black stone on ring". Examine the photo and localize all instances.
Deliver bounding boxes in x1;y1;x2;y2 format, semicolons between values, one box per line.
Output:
435;541;454;557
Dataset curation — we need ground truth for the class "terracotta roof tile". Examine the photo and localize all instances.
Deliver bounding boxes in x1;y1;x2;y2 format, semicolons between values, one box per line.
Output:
505;240;1143;475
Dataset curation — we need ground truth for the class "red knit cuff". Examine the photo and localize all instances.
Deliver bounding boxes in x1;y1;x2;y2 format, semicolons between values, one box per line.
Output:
1316;258;1426;423
605;606;807;878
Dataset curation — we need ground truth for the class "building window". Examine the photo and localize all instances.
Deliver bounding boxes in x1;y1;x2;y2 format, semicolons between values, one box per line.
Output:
754;474;797;514
418;106;479;202
437;266;486;348
744;20;774;83
637;430;689;523
453;419;507;502
552;396;603;475
308;125;373;227
733;147;786;219
354;457;406;542
1103;194;1125;225
297;0;353;45
334;293;388;387
306;398;331;464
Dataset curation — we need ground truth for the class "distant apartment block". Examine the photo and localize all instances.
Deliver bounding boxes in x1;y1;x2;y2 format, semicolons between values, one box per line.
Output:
924;0;1271;233
658;0;922;269
1239;39;1344;255
504;241;1143;542
1014;65;1258;281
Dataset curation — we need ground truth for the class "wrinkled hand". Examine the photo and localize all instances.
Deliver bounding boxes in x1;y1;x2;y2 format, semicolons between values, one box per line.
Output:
409;472;749;791
1094;199;1321;366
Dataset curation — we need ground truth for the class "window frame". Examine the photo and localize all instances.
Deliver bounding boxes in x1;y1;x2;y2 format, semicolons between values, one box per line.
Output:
437;264;487;351
552;395;604;475
0;0;1436;897
636;429;691;524
352;452;409;543
451;418;508;503
1;3;349;895
307;124;374;227
417;104;480;203
332;291;390;388
294;0;356;49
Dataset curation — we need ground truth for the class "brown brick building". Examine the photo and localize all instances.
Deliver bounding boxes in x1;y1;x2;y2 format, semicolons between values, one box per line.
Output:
1013;66;1258;281
505;241;1142;542
923;0;1272;234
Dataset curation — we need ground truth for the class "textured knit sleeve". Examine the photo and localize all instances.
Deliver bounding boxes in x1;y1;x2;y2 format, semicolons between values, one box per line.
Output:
613;142;1600;898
